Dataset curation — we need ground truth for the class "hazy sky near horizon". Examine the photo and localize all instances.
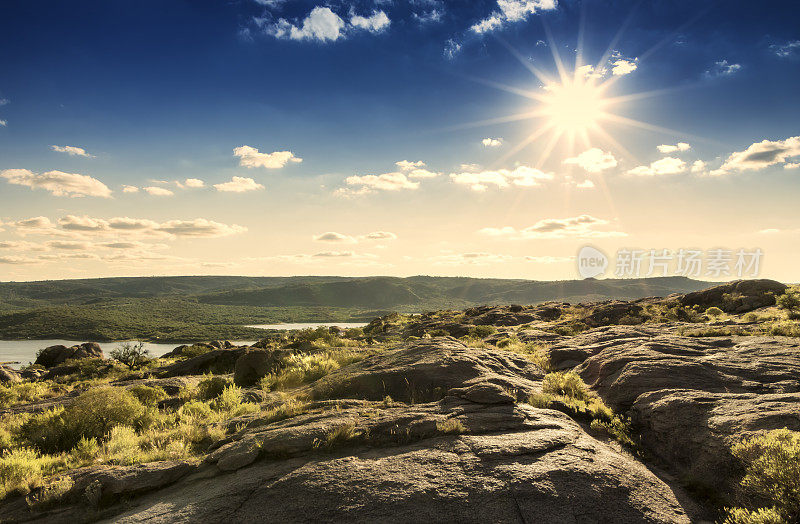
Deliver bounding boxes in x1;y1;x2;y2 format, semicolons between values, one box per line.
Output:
0;0;798;282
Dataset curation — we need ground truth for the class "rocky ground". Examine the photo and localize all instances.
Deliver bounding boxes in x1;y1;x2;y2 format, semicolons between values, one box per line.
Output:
0;279;798;523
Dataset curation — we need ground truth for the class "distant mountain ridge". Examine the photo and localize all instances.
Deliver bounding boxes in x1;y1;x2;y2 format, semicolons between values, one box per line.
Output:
0;275;715;310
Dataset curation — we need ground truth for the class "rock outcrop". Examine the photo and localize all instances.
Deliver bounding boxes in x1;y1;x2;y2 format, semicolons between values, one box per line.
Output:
33;342;103;368
679;278;787;312
544;326;800;499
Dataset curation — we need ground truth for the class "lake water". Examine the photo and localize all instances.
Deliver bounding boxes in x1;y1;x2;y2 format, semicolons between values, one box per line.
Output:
0;322;369;367
245;322;369;330
0;340;190;367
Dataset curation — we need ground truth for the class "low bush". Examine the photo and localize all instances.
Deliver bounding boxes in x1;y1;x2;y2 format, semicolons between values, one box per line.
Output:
469;325;496;338
197;376;232;400
706;306;725;318
19;387;147;454
724;428;800;523
260;349;364;391
532;372;633;447
129;385;168;407
436;418;466;434
542;372;591;401
0;447;64;499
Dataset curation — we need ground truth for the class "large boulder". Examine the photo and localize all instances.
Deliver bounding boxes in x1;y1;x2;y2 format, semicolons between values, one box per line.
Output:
559;329;800;501
311;337;544;402
233;350;271;387
34;342;103;368
582;300;644;327
679;279;787;313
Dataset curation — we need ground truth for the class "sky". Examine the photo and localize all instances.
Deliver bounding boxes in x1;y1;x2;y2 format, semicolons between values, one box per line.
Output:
0;0;798;283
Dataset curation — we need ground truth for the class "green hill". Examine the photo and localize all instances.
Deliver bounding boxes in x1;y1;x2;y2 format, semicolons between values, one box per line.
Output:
0;275;714;341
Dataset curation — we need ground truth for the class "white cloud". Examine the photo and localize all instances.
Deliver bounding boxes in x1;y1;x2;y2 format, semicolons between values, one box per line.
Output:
470;0;557;34
143;186;174;196
14;216;54;230
627;157;686;176
395;160;425;170
214;176;265;192
1;169;112;197
0;120;6;127
313;231;357;243
35;214;245;239
657;142;691;154
0;98;8;106
58;215;109;231
479;215;626;239
711;136;800;175
267;7;346;42
563;148;617;173
443;39;461;60
184;178;205;188
450;165;553;191
575;180;595;189
785;162;800;170
51;145;95;158
350;10;390;33
611;59;637;76
705;60;742;78
363;231;397;241
156;218;247;237
758;228;781;235
771;40;800;58
0;255;38;265
414;9;442;24
47;240;92;251
122;185;139;193
233;145;302;169
691;160;706;174
482;137;503;147
576;64;606;80
344;171;420;193
395;160;440;178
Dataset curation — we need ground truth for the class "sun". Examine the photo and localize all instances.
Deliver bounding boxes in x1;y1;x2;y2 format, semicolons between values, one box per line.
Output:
454;31;685;169
542;79;607;133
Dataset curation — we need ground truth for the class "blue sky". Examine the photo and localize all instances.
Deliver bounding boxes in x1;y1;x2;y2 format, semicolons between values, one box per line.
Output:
0;0;799;281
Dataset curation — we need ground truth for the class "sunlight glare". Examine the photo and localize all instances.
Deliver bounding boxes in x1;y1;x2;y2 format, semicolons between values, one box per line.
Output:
542;80;606;133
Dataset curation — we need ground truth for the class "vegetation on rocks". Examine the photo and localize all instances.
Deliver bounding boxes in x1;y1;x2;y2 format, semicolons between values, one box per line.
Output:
0;279;797;522
724;429;800;523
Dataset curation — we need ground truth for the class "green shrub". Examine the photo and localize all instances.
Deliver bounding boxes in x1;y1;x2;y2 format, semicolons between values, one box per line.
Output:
197;376;232;400
776;287;800;314
69;437;101;465
180;344;213;359
542;372;591;402
0;447;63;499
104;426;140;465
706;306;725;318
19;387;147;454
532;373;633;447
129;385;167;406
468;325;496;338
725;429;800;522
723;506;786;524
180;400;213;419
437;418;466;434
260;350;364;391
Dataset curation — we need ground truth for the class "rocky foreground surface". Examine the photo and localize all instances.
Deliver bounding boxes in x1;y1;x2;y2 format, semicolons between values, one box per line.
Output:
0;279;798;523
